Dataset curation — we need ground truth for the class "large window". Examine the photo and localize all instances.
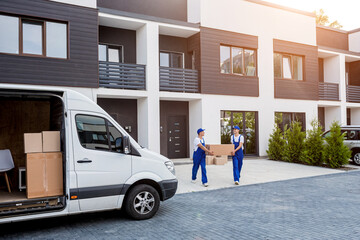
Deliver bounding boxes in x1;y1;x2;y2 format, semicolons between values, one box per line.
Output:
220;45;256;76
98;44;123;63
275;112;306;132
160;51;184;68
274;53;303;80
0;14;67;58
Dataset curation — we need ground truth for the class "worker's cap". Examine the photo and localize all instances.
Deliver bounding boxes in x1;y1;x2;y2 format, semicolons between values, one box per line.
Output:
233;126;240;130
197;128;205;134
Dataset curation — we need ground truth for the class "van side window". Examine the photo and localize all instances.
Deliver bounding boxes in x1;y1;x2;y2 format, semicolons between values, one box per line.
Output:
347;130;357;140
108;121;123;153
75;115;110;151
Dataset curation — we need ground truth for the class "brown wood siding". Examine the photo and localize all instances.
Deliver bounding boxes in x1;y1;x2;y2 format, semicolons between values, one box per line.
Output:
318;58;324;82
97;0;187;22
349;60;360;86
274;39;319;100
99;26;136;64
159;35;192;69
0;0;98;88
199;27;259;96
160;101;189;158
316;27;348;51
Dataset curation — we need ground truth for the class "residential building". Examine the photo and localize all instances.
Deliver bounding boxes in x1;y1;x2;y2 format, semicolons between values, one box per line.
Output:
0;0;359;158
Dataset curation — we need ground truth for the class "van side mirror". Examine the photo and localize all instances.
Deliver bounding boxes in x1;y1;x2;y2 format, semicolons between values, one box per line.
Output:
123;135;131;154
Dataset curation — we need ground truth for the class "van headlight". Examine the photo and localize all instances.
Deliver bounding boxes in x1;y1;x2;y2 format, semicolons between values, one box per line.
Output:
165;161;175;175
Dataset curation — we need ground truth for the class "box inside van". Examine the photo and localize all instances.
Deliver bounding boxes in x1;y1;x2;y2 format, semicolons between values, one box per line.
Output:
0;90;66;216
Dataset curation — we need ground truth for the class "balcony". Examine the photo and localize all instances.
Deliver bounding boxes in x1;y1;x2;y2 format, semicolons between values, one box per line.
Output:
159;67;199;93
347;85;360;103
99;61;146;90
318;82;339;101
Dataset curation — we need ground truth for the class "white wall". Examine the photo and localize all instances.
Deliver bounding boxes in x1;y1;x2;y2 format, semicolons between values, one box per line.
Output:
350;108;360;125
49;0;96;8
187;0;201;23
349;31;360;53
325;107;342;130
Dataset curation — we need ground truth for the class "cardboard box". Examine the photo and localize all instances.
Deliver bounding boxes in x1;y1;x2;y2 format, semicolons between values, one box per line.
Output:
214;155;228;165
26;152;63;199
42;131;60;152
206;155;214;165
24;133;43;153
207;144;234;156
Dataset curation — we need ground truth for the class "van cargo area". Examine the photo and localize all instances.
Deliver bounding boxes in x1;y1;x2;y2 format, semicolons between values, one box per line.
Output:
0;91;66;217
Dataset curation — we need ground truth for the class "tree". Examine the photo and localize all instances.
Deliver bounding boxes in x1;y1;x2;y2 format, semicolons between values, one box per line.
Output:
314;9;343;29
300;119;324;166
267;124;286;160
323;122;351;168
283;121;306;163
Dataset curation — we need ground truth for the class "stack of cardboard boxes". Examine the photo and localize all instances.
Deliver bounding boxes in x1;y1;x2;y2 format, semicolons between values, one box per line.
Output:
24;131;63;199
205;144;234;165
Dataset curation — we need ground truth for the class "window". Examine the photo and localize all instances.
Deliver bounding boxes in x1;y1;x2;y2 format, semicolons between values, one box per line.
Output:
98;44;123;63
342;130;358;140
220;45;257;76
0;14;68;58
274;53;303;80
275;112;306;132
160;51;183;68
0;15;19;54
76;115;124;153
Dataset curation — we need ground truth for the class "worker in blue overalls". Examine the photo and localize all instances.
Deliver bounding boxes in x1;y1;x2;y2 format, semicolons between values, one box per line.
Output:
191;128;213;187
231;126;244;185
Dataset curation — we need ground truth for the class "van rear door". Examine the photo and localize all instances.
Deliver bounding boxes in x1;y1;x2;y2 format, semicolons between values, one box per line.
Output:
70;110;132;211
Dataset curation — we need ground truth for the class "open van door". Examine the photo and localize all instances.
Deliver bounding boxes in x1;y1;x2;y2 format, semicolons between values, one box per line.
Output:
70;110;132;211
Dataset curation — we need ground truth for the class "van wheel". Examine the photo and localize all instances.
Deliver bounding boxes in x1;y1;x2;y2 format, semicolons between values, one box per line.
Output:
124;184;160;220
353;151;360;166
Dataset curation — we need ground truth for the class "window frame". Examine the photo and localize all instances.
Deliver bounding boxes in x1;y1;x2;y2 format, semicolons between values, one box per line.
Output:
0;13;69;60
274;52;304;81
220;44;257;77
159;50;185;69
98;43;124;63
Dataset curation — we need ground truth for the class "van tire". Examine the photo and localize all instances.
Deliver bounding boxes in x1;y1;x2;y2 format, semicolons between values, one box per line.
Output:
124;184;160;220
352;151;360;166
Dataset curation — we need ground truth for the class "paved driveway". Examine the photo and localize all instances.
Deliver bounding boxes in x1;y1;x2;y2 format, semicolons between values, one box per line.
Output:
2;171;360;239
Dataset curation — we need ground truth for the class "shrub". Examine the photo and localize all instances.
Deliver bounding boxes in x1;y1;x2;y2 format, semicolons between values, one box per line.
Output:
300;119;324;166
323;121;351;168
283;121;306;163
267;124;286;160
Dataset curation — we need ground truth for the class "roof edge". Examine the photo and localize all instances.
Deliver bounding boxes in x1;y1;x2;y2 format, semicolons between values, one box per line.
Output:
316;24;348;34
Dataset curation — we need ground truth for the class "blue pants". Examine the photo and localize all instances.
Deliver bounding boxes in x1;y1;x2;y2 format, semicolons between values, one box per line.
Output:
192;154;208;184
232;151;244;182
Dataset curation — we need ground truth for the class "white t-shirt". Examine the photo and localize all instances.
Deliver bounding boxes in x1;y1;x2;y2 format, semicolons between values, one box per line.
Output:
193;137;205;152
231;134;244;149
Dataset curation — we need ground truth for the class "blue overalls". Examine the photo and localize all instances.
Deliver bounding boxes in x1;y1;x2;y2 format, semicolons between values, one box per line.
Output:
192;138;208;184
232;135;244;182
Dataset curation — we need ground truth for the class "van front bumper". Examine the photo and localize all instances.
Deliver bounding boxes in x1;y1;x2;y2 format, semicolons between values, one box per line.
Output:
159;179;178;201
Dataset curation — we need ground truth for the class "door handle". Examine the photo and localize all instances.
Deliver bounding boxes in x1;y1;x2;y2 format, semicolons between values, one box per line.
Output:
77;158;92;163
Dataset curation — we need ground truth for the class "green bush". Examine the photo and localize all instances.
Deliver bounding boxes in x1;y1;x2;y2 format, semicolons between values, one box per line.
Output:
267;124;286;160
300;119;324;166
323;121;351;168
283;121;306;163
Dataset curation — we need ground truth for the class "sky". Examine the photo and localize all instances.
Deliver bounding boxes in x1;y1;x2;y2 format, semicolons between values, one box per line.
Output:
265;0;360;31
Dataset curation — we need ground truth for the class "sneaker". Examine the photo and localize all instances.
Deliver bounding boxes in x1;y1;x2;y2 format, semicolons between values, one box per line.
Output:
203;183;209;187
235;181;239;185
191;180;196;183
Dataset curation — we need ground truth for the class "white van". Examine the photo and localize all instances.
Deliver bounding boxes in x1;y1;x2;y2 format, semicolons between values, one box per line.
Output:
0;86;177;223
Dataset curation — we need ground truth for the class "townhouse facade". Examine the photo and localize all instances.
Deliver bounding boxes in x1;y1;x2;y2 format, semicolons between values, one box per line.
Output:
0;0;359;158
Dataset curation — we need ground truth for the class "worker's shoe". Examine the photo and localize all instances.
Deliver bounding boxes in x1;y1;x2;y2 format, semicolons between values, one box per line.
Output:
203;183;209;187
191;180;196;183
235;181;239;185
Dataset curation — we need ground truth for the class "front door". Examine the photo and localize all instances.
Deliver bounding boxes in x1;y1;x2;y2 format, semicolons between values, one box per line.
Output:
71;111;132;212
167;116;187;159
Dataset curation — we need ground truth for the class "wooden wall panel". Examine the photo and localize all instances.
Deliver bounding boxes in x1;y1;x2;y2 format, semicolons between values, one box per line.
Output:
316;27;348;51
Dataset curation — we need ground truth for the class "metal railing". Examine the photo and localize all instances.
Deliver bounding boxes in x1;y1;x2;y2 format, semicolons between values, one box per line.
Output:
159;67;199;93
347;85;360;103
318;82;339;101
99;61;146;90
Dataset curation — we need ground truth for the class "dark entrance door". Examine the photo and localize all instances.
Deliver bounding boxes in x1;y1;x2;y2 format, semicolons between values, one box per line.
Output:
167;116;187;159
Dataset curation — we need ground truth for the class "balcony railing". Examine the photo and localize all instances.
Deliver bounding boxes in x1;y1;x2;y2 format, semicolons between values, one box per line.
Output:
347;85;360;103
159;67;199;93
318;82;339;101
99;61;146;90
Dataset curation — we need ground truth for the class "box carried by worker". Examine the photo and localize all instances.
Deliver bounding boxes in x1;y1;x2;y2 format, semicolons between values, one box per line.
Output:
206;144;234;156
